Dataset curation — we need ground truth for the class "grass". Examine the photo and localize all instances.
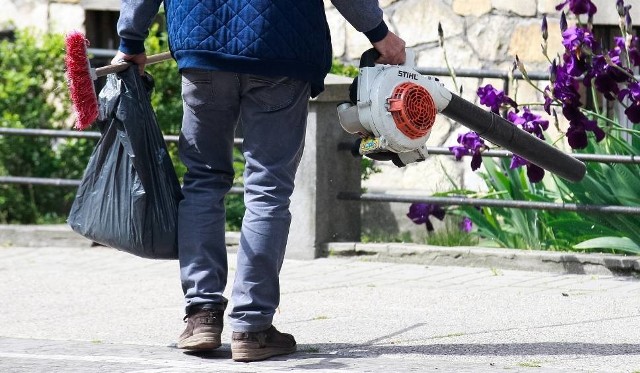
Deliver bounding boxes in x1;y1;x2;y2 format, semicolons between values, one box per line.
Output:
361;230;412;244
430;332;465;339
517;360;542;368
361;218;479;247
421;223;479;247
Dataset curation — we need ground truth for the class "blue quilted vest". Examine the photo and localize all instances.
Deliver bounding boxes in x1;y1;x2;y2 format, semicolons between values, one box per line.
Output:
164;0;332;96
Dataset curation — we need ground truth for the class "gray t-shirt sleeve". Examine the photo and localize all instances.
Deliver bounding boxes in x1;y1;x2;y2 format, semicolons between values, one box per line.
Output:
117;0;163;53
330;0;384;32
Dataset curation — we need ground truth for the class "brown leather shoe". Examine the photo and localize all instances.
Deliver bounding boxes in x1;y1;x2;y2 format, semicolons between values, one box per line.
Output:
176;308;223;350
231;325;296;362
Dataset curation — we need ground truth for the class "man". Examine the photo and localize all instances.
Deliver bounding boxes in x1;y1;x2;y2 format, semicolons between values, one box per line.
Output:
113;0;406;362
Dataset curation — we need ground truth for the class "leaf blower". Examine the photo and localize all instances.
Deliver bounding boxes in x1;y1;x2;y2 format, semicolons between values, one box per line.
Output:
337;49;586;183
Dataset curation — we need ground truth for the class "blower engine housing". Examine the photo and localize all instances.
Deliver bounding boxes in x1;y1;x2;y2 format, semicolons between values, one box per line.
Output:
336;48;587;182
338;54;452;166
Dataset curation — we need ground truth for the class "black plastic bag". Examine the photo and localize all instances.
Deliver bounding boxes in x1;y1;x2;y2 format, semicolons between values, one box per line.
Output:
68;67;183;259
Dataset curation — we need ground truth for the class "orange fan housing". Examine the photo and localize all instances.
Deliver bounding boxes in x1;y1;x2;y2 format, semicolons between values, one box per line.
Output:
387;82;437;140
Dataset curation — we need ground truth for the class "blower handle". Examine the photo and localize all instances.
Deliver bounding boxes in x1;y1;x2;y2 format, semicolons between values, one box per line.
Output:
442;94;586;182
358;48;416;68
359;48;382;68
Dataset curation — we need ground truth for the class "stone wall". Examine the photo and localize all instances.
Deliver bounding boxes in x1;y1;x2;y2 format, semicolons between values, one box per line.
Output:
325;0;636;241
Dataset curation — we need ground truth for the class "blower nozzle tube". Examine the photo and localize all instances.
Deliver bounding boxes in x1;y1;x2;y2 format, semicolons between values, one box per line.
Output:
441;94;586;183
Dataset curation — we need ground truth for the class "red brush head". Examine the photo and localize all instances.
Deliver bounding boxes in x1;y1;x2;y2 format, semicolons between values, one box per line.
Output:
65;31;98;130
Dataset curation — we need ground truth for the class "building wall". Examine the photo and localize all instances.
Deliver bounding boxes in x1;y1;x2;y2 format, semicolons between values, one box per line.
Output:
0;0;85;34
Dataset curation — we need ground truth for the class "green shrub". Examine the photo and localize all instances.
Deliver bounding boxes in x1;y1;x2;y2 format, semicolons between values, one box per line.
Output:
0;29;94;223
0;27;376;229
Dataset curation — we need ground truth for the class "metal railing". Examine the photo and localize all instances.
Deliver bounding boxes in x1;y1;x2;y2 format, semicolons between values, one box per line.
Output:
1;59;639;215
2;126;639;215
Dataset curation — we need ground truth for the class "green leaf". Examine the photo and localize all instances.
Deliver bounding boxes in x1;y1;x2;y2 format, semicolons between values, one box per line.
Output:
574;237;640;254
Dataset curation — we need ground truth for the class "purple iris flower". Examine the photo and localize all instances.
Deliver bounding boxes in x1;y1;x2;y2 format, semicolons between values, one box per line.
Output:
477;84;518;114
556;0;597;17
550;62;582;107
449;131;487;171
563;106;605;148
459;217;473;233
560;26;598;77
526;164;546;183
561;26;597;52
582;54;630;101
618;82;640;123
617;0;626;16
566;125;589;149
624;36;640;67
560;11;568;32
507;108;549;140
543;86;554;115
609;35;640;68
509;155;546;183
625;103;640;124
510;154;529;169
563;52;589;77
407;203;446;232
613;36;627;56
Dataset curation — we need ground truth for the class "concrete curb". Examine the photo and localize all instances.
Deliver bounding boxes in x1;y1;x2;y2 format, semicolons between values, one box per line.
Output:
2;225;638;276
0;224;93;248
326;242;640;276
0;224;242;249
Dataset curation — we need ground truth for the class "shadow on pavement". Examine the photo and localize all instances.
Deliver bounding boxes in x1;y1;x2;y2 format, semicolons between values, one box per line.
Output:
295;341;640;357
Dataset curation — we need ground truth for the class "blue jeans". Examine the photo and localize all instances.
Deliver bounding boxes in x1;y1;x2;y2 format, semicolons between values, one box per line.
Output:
178;70;310;332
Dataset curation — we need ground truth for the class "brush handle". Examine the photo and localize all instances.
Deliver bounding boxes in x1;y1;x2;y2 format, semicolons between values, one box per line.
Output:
94;51;173;78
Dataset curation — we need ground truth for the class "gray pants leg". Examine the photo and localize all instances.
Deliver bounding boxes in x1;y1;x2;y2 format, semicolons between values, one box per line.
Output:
178;69;310;331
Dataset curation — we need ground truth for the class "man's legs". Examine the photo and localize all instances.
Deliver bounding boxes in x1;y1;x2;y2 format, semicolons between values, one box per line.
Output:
228;74;310;361
229;74;310;331
177;70;240;349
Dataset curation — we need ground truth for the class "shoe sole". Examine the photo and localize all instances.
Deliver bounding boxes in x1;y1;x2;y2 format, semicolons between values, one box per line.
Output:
232;345;297;362
177;333;221;350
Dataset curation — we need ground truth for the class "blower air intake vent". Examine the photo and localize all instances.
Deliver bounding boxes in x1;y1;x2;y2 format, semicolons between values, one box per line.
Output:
387;82;437;139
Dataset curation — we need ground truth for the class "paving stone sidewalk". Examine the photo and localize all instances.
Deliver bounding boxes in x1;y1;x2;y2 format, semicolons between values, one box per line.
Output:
0;243;639;372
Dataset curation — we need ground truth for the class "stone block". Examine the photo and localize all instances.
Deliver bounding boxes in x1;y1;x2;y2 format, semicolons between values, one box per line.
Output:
538;0;559;15
467;15;518;63
380;0;399;8
392;0;463;47
417;36;482;71
0;0;48;31
345;23;374;60
452;0;492;17
508;21;558;64
326;8;346;58
492;0;536;16
49;3;85;34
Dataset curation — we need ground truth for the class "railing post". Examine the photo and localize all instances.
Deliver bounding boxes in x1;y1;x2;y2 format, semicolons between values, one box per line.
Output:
286;74;362;259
